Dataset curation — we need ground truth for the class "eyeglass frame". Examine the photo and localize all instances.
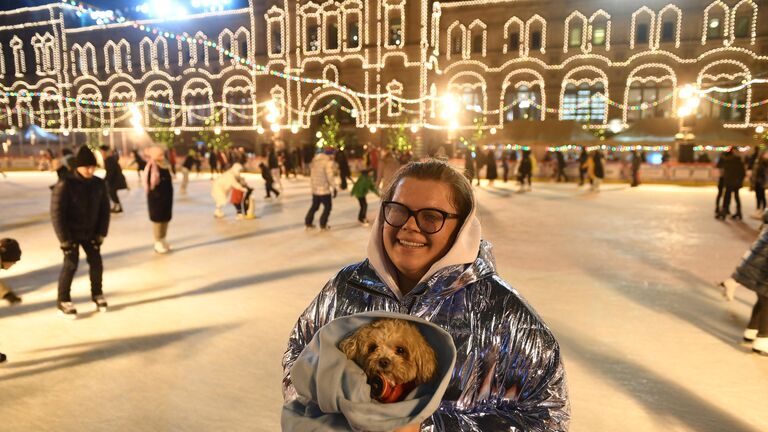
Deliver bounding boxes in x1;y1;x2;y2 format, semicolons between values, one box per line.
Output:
381;201;460;234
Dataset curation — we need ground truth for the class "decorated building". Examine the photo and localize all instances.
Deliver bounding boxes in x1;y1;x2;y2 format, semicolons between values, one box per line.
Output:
0;0;766;156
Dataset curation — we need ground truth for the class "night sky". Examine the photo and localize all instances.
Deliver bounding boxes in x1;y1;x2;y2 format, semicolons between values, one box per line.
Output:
1;1;250;13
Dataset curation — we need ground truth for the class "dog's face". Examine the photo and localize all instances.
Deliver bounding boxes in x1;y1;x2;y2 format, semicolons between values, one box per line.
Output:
339;319;437;386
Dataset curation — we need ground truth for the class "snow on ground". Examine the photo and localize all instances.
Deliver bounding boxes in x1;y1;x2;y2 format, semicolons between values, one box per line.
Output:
0;171;767;431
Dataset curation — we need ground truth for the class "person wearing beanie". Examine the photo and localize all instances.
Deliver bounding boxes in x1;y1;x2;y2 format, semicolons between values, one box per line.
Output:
0;238;22;305
99;145;128;213
50;145;111;318
141;146;174;254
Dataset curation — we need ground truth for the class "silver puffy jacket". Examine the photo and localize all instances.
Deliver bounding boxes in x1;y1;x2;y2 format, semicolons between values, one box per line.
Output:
282;239;570;431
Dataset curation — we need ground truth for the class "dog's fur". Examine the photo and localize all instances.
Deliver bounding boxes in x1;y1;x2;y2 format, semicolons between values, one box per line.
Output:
339;319;437;386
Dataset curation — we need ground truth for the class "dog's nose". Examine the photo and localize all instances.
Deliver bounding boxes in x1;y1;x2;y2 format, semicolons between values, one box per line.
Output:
378;358;390;369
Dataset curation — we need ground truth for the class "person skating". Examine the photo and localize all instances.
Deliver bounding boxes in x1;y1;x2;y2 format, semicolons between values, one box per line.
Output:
180;149;197;195
50;146;110;318
555;151;569;183
259;161;280;199
49;148;75;190
630;150;642;187
336;148;353;190
719;209;768;355
1;238;22;306
130;149;147;187
268;145;283;190
749;150;767;219
517;150;533;192
230;175;255;220
350;168;379;226
717;148;746;220
142;146;174;254
578;146;588;186
0;238;22;362
485;149;498;186
587;150;605;192
211;163;248;219
305;148;337;231
99;145;128;213
208;147;220;179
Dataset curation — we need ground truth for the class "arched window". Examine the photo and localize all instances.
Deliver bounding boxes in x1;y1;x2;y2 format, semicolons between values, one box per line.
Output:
223;77;253;127
468;20;486;56
10;36;25;77
626;82;674;120
266;6;285;56
524;15;546;56
588;10;610;51
301;3;321;53
446;23;466;60
564;12;587;53
656;5;681;48
702;1;729;44
631;7;655;49
385;0;405;48
145;81;174;128
343;1;362;50
503;17;524;55
562;83;605;123
504;84;541;122
730;0;757;45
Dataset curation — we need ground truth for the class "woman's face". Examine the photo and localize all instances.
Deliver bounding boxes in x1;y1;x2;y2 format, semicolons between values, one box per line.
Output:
383;178;462;282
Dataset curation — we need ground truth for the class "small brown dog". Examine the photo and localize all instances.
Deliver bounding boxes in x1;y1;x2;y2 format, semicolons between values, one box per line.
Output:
339;318;437;403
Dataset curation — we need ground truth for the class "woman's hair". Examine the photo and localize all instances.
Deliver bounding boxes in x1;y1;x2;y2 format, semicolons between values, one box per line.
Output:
381;159;474;221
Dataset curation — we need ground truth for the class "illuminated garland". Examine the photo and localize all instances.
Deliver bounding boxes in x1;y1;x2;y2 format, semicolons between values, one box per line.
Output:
693;145;752;152
547;144;670;152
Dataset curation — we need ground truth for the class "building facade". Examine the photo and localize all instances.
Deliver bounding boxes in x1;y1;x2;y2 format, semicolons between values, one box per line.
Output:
0;0;766;154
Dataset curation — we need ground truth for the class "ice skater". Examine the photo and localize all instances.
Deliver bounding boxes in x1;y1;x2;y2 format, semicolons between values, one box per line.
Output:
719;209;768;356
350;168;378;226
485;149;498;186
230;175;255;220
717;148;745;220
630;150;641;187
142;146;174;254
336;148;353;190
0;238;22;363
750;150;766;219
305;148;337;231
211;163;248;219
517;150;533;192
259;161;280;199
51;146;111;318
99;145;128;213
180;149;198;195
0;238;22;306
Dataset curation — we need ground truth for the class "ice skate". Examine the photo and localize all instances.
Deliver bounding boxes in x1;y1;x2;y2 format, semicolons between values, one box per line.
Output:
0;352;6;363
57;301;77;319
92;295;108;312
154;241;169;254
214;208;225;218
718;280;737;301
305;224;317;231
3;291;21;305
753;338;768;356
744;328;758;342
750;210;764;220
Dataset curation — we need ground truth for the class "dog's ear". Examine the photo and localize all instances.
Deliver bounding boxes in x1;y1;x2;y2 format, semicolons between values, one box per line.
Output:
412;337;437;385
338;331;361;360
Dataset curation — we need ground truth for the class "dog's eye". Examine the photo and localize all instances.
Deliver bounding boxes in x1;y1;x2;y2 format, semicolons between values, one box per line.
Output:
395;346;406;356
368;344;377;354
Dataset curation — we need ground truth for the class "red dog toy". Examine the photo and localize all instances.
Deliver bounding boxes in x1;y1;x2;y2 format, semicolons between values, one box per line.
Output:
369;373;417;403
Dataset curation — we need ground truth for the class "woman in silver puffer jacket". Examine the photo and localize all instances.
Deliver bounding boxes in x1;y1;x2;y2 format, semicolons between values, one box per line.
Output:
720;209;768;356
283;160;570;431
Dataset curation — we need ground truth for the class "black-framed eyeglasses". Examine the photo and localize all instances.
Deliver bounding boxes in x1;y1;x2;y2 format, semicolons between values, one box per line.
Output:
381;201;460;234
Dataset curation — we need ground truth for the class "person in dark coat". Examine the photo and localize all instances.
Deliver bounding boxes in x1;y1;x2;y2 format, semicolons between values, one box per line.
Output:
464;148;477;186
1;238;22;363
750;151;767;219
99;145;128;213
142;146;174;254
517;150;533;192
131;149;147;186
259;161;281;199
718;148;746;220
180;149;197;195
335;148;353;190
719;209;768;355
50;146;110;318
485;149;498;185
268;145;283;190
578;147;588;186
501;150;510;183
555;151;568;183
208;147;220;179
630;150;642;187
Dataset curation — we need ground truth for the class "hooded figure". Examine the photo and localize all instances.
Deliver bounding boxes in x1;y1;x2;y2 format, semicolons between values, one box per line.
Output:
212;163;248;218
284;160;570;431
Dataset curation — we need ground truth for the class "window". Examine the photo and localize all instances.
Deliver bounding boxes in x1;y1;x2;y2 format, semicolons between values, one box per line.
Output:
504;85;541;122
562;83;605;123
569;26;582;48
627;82;673;121
734;16;750;38
389;18;402;46
241;41;248;57
700;87;746;121
472;35;482;53
452;36;462;54
530;31;542;50
707;18;721;39
509;32;520;51
226;93;252;126
271;30;282;53
307;25;319;51
661;21;675;43
347;22;359;48
327;23;339;50
635;23;649;44
592;26;606;46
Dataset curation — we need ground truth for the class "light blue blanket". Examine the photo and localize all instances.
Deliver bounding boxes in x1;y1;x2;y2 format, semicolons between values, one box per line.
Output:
282;311;457;431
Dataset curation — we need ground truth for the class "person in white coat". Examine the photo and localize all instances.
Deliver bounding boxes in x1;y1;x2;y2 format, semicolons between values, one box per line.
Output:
211;163;248;218
304;149;337;230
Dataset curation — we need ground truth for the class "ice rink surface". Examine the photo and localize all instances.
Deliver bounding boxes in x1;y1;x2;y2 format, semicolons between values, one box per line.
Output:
1;171;767;431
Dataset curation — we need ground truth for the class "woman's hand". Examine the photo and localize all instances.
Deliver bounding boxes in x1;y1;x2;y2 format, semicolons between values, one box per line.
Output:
393;424;420;432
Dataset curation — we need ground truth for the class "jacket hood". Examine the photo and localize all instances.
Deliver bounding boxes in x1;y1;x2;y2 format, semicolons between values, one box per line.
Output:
282;311;457;432
365;188;482;301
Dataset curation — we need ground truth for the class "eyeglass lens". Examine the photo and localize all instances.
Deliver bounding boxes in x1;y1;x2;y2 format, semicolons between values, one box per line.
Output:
384;203;445;234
